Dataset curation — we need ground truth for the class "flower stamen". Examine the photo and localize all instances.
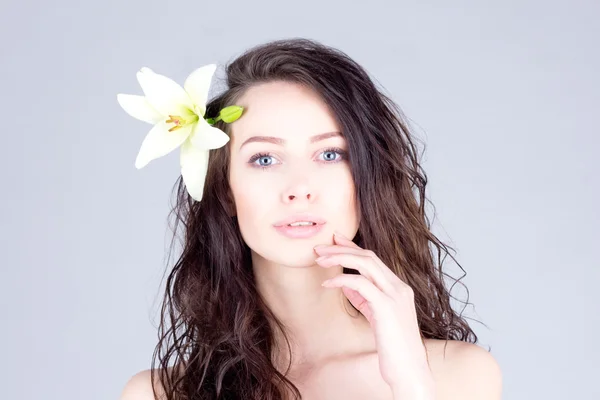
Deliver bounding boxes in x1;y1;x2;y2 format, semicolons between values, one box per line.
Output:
166;115;187;132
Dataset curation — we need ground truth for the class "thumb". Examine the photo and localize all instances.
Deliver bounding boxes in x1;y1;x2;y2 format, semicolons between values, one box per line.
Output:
342;287;374;323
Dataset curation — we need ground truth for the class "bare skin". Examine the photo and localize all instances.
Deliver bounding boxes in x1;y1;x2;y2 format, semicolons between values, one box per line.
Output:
272;303;483;400
285;338;454;400
120;336;500;400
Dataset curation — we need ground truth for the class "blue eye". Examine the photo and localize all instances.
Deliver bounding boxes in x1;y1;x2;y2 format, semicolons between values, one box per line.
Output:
320;149;339;162
251;153;276;168
248;147;347;170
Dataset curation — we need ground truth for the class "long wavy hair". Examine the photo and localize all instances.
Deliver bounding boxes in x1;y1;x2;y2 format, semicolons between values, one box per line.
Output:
148;38;482;400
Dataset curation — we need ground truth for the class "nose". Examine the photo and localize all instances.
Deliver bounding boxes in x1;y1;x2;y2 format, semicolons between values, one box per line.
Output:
282;174;314;203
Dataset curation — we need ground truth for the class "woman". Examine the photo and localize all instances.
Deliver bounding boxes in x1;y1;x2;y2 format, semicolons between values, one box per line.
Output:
118;38;502;399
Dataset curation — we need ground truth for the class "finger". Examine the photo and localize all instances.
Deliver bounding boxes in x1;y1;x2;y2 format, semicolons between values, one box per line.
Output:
314;244;366;256
332;232;416;297
322;274;390;315
333;231;361;248
331;235;402;284
332;232;392;273
316;253;396;295
315;244;405;290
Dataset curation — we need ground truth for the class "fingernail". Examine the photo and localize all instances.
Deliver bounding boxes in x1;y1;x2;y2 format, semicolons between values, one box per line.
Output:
314;244;327;249
334;230;347;238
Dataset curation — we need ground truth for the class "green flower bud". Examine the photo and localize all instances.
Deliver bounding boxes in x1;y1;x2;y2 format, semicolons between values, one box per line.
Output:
219;105;244;123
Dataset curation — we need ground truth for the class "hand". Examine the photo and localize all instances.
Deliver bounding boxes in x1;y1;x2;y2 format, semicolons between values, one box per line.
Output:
314;231;436;399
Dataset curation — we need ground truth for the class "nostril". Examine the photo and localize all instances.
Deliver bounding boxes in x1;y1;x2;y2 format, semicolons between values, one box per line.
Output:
287;194;310;200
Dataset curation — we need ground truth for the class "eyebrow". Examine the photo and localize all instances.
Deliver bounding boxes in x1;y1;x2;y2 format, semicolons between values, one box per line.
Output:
239;131;343;150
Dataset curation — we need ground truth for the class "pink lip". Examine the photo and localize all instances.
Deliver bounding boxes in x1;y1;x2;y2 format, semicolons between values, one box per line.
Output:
274;223;325;239
273;213;327;227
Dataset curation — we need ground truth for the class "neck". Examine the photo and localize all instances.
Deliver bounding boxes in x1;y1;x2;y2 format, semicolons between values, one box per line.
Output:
251;252;374;370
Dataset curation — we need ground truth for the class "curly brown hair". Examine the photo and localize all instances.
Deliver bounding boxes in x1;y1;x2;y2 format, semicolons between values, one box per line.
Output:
148;37;482;400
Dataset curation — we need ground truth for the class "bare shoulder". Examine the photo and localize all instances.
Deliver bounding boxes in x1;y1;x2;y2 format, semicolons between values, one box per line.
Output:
424;339;503;400
119;367;172;400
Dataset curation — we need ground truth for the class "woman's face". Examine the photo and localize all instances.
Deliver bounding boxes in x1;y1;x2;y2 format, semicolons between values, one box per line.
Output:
228;81;359;267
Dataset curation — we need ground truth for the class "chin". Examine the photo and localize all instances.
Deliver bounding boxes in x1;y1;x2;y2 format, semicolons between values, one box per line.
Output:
256;239;322;268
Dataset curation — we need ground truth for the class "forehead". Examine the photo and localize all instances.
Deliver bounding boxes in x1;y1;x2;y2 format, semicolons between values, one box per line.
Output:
230;81;341;144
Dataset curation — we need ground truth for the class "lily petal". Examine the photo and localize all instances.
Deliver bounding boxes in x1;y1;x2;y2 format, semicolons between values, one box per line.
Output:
117;94;164;124
180;139;210;202
135;120;193;169
136;67;194;116
188;117;230;150
184;64;217;117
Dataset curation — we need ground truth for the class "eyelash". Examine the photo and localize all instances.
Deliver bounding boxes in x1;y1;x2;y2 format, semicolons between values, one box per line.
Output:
248;147;347;171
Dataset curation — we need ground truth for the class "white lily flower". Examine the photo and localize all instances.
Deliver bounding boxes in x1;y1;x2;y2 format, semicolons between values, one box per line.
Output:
117;64;231;202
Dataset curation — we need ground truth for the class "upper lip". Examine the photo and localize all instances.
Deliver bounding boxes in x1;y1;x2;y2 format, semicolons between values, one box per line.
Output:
274;213;327;227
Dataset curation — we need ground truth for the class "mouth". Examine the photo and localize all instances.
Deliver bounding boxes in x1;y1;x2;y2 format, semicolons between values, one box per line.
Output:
273;222;325;239
286;221;318;227
273;214;327;227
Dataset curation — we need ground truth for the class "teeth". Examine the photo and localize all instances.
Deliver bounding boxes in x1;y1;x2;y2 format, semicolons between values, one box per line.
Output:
288;221;315;227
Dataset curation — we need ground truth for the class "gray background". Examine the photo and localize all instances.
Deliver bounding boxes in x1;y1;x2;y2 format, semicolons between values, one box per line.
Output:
1;0;598;399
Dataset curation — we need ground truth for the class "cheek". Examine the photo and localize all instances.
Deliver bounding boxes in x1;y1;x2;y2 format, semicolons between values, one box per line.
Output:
326;169;359;227
322;168;356;204
230;173;275;231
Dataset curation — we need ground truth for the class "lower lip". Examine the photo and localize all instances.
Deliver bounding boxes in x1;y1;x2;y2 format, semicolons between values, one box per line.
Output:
274;223;325;238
